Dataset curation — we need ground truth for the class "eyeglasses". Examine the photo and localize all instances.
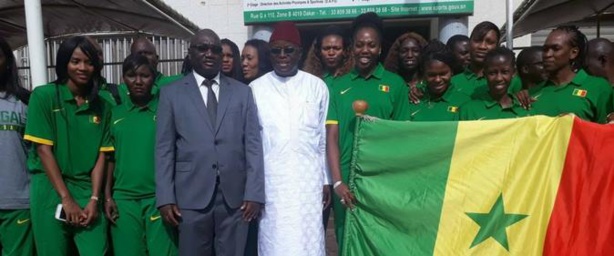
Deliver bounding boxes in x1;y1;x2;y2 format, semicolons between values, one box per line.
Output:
270;47;296;55
190;44;223;54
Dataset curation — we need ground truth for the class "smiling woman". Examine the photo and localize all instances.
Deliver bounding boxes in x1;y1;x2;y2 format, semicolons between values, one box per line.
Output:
383;32;427;85
459;46;530;121
241;39;273;84
450;21;523;100
325;12;412;255
407;40;470;122
24;36;112;255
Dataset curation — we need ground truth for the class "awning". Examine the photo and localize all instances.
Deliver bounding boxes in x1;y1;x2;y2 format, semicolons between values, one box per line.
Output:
503;0;614;39
0;0;200;48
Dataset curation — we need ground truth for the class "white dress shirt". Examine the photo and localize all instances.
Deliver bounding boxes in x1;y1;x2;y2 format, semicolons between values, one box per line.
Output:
192;71;220;106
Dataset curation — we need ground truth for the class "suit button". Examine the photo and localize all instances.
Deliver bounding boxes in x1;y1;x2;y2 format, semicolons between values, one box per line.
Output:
212;164;217;169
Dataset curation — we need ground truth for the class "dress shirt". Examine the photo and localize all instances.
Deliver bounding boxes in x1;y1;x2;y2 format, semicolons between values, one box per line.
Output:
193;71;220;106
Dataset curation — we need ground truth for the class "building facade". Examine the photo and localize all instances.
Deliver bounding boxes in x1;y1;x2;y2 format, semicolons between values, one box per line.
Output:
162;0;532;48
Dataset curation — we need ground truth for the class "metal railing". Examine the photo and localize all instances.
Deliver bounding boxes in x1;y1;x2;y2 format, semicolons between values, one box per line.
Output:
15;34;189;89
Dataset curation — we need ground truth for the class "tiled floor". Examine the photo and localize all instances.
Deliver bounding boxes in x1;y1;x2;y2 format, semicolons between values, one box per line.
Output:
325;218;338;256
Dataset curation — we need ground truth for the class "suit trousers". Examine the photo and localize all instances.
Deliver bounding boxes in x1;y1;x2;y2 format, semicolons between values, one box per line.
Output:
178;181;248;256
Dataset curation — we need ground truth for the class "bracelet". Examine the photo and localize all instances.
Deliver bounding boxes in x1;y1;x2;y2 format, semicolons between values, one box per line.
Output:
90;196;99;201
333;181;343;189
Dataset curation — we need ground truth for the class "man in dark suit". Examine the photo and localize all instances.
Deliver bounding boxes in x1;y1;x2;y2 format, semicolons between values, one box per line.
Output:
155;28;264;256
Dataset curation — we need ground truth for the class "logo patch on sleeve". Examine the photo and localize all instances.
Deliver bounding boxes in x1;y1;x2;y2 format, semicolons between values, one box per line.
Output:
447;106;459;113
379;85;390;93
572;89;587;97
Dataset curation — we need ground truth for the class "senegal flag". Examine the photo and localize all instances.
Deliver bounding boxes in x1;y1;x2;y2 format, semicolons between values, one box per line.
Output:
343;115;614;255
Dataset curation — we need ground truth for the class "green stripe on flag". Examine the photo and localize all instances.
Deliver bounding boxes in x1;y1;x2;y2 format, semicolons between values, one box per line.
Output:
344;118;458;256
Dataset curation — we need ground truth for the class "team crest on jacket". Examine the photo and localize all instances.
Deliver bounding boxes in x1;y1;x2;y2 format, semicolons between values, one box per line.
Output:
379;84;390;93
572;89;587;98
90;115;101;124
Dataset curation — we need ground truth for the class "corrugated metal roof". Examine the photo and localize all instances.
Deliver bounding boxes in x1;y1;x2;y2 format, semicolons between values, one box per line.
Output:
502;0;614;39
530;26;614;46
0;0;200;48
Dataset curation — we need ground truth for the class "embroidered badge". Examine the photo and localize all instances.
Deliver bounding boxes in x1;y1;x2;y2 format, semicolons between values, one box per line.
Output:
379;85;390;93
572;89;587;98
447;106;459;113
91;115;101;124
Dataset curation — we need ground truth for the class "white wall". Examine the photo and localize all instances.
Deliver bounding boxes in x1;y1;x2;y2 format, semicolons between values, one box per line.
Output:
162;0;249;47
468;0;531;48
164;0;532;49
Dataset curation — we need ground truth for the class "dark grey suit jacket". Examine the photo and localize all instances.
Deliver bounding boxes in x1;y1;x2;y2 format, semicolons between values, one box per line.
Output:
155;73;264;209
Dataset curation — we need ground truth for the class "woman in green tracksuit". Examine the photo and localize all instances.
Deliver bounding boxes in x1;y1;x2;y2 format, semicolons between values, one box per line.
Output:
408;41;471;121
24;36;111;256
104;54;177;256
326;12;411;253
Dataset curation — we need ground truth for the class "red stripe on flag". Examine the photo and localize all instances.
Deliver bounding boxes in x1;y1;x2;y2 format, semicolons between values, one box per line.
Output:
543;118;614;255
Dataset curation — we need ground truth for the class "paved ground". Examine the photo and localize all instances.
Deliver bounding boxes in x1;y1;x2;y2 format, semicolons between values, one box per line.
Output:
326;218;338;256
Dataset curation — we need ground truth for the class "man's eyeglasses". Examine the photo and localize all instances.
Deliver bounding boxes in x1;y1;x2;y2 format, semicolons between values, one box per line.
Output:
270;47;296;55
190;44;223;54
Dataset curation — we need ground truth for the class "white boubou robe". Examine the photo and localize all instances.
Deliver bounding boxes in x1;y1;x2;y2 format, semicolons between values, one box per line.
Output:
250;70;330;256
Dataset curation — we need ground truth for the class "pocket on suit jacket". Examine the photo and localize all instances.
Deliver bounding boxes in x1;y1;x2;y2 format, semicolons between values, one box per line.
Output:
175;162;192;172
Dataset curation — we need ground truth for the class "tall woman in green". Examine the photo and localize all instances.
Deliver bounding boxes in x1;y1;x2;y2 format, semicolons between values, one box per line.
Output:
104;54;177;256
408;41;470;121
24;36;111;256
326;12;410;251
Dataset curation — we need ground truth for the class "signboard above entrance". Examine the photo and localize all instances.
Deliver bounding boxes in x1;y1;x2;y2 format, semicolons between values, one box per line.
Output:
243;0;474;24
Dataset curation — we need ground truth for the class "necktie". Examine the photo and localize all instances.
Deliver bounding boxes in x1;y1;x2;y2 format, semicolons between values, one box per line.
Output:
203;79;217;125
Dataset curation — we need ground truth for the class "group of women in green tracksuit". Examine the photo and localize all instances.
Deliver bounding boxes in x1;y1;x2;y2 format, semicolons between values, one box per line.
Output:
320;13;613;255
4;10;614;256
18;36;178;256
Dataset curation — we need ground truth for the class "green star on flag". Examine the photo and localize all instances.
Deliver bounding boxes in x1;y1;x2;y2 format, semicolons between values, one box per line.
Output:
466;193;528;251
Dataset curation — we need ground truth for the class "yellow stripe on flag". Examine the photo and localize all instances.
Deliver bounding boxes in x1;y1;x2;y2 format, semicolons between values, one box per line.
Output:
433;116;574;255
